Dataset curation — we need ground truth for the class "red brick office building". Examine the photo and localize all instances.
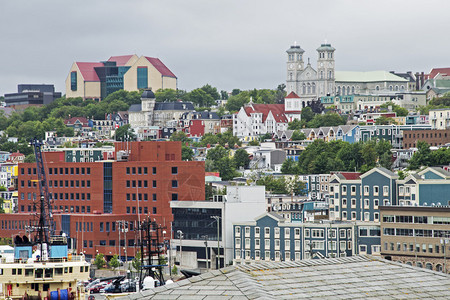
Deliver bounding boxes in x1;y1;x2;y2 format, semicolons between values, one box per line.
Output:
0;141;205;260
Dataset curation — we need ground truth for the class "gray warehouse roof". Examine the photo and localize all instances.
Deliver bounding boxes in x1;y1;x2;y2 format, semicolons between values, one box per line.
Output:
120;256;450;299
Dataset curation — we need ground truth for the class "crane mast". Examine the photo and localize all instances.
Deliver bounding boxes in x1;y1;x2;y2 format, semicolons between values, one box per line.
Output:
31;138;53;246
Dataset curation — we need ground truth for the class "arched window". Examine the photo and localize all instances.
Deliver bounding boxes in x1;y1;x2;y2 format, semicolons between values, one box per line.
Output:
425;263;433;270
401;85;405;90
389;85;393;91
337;86;341;95
395;85;399;91
405;262;412;266
436;264;443;272
416;262;423;268
302;84;306;95
329;71;332;79
351;86;355;94
376;85;380;91
312;83;316;94
307;83;311;94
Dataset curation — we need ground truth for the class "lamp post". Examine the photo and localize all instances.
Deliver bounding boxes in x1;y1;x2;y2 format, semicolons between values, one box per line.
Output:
177;230;183;268
210;216;221;269
202;235;209;271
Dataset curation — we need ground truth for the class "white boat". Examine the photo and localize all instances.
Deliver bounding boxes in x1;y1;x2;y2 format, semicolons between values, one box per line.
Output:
0;235;90;299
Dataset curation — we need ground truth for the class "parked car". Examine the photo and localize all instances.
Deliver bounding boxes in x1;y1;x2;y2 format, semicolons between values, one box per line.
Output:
89;282;108;294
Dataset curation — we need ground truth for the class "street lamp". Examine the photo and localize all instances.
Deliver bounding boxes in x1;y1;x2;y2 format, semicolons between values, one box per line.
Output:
210;216;221;269
177;230;183;268
201;235;209;271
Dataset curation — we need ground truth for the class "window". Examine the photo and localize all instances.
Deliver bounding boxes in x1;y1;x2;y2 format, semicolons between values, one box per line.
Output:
172;193;178;200
351;211;356;220
383;186;389;196
351;198;356;207
255;227;260;237
342;186;347;195
152;167;156;174
264;227;270;237
153;180;157;188
342;198;347;207
351;185;356;195
172;167;178;174
373;186;379;195
364;186;369;195
137;67;148;89
70;71;77;91
172;180;178;188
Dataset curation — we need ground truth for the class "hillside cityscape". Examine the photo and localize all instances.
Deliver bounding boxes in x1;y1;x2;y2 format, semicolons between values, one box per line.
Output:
2;42;450;298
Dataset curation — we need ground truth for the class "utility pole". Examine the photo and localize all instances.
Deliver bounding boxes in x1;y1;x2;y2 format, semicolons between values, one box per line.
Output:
177;230;183;268
211;216;221;269
202;235;209;271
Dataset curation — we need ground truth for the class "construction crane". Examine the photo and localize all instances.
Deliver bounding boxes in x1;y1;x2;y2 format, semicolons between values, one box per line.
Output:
30;138;54;249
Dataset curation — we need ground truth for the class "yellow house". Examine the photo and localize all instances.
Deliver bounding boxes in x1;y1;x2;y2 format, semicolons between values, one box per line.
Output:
65;54;177;100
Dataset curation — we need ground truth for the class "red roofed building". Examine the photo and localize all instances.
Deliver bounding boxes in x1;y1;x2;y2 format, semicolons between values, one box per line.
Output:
233;102;288;137
65;55;177;100
427;67;450;80
284;91;306;122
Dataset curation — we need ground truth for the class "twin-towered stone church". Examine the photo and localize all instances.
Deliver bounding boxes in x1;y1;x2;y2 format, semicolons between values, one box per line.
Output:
286;43;411;109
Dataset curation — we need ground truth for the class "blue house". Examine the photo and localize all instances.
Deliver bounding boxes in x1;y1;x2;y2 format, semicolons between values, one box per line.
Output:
233;212;378;264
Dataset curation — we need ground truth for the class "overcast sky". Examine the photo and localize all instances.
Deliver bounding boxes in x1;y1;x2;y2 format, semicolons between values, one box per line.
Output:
1;0;449;96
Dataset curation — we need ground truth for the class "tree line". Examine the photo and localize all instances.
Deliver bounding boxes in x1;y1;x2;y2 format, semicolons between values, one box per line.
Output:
281;139;393;175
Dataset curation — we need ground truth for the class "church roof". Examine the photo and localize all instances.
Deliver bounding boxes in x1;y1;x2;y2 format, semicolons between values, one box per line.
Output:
243;104;287;123
336;71;408;83
286;45;305;53
317;43;335;51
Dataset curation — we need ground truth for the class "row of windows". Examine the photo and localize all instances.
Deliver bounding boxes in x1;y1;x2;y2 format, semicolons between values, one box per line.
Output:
19;205;91;213
82;239;134;248
21;167;92;176
384;242;450;254
236;227;353;239
126;206;155;214
1;220;31;230
39;180;91;188
383;228;450;238
125;166;178;175
406;132;448;139
341;211;379;221
383;215;450;224
125;180;177;188
341;185;389;195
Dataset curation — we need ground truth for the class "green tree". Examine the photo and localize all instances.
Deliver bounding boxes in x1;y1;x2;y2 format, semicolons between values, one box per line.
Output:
291;130;306;141
375;116;397;125
109;254;120;270
234;149;250;169
215;157;239;180
155;89;186;102
181;145;194;161
170;131;191;144
132;251;142;272
408;141;431;170
380;102;408;117
220;90;229;100
24;154;35;163
288;119;304;130
281;158;299;174
226;91;249;112
200;84;220;100
94;253;106;269
114;124;136;141
307;112;346;128
301;107;314;123
185;89;215;107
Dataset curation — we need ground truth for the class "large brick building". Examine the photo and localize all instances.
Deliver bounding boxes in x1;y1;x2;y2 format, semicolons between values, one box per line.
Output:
0;141;205;261
402;129;450;149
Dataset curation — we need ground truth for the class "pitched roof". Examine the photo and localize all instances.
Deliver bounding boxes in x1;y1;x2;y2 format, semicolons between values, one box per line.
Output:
128;104;141;112
336;71;408;83
332;171;361;180
155;102;194;111
243;104;287;123
285;91;300;98
64;117;89;126
133;256;450;299
428;67;450;79
144;57;177;78
75;62;103;81
107;55;135;66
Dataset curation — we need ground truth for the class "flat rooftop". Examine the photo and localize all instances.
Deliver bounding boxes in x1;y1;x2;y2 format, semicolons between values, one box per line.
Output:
126;255;450;299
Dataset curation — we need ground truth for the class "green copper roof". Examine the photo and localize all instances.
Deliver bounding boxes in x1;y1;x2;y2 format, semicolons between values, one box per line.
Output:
316;43;335;51
335;71;408;83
